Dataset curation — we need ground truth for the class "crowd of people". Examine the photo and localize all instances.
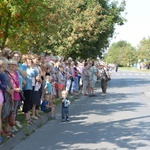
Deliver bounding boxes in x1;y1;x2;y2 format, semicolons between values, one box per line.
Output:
0;47;111;143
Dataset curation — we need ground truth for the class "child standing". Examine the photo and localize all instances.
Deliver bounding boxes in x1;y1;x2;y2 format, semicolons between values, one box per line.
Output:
61;90;71;122
41;94;55;119
44;75;56;119
44;75;53;97
31;74;42;120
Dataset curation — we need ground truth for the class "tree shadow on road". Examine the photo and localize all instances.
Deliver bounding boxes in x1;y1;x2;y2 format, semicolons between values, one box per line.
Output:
47;91;150;150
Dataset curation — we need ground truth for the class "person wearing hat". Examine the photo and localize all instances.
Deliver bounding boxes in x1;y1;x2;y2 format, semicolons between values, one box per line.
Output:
0;57;15;138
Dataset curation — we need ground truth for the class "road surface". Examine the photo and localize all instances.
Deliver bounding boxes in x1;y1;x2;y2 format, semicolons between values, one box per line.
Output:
12;70;150;150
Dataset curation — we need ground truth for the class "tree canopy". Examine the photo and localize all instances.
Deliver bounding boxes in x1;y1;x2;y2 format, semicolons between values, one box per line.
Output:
104;40;137;66
137;37;150;62
0;0;126;59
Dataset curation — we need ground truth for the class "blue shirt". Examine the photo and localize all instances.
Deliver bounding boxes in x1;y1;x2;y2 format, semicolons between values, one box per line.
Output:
41;100;49;111
45;82;53;94
22;64;38;90
61;98;70;108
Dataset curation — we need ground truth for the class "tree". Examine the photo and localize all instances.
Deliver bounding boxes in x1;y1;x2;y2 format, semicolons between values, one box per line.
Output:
104;40;137;66
0;0;126;59
137;37;150;62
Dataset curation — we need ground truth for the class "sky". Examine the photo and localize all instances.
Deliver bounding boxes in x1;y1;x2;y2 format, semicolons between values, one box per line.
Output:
110;0;150;47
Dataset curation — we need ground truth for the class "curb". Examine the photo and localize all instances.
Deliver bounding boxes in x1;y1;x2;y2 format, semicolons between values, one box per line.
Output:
0;104;62;150
0;93;81;150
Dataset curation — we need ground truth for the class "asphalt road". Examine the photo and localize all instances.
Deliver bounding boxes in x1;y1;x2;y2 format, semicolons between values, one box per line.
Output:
12;70;150;150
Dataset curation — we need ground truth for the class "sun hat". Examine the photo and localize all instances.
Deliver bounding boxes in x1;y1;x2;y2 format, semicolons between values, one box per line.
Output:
99;61;105;66
8;59;17;65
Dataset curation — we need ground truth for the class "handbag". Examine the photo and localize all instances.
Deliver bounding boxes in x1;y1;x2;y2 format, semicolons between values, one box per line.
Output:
19;91;25;101
8;111;15;126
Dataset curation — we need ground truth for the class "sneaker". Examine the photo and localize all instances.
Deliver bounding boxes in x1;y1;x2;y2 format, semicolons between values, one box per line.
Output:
12;126;18;132
66;118;70;122
101;93;106;96
31;115;38;120
16;121;22;128
62;119;65;122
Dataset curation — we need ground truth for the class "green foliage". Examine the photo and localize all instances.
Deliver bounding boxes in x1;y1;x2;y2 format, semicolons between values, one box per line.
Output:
0;0;126;58
104;40;137;66
137;37;150;62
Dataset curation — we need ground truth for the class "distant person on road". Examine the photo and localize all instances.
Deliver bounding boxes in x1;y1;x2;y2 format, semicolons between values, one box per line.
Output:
115;64;118;73
81;62;91;96
99;62;110;95
61;90;71;122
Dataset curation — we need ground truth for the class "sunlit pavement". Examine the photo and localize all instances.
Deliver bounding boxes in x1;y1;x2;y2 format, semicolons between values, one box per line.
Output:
9;71;150;150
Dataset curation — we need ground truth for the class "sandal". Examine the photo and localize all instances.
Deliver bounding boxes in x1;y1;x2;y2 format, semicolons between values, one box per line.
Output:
1;131;10;138
5;131;15;137
26;120;33;125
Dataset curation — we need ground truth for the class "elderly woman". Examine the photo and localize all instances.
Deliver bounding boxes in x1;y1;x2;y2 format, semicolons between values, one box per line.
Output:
11;51;27;128
11;51;27;87
7;59;21;132
0;57;15;138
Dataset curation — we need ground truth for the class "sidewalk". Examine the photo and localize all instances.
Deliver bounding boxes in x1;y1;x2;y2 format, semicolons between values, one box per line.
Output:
0;95;78;150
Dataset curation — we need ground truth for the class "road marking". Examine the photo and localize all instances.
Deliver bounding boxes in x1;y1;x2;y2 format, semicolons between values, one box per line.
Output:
111;72;150;76
128;73;133;75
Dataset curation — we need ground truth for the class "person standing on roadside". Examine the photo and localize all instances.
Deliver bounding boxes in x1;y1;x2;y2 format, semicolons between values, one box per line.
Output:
11;51;27;128
7;59;21;132
115;64;118;73
89;61;100;97
98;62;110;95
81;62;91;96
1;57;15;138
22;54;38;125
61;90;71;122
